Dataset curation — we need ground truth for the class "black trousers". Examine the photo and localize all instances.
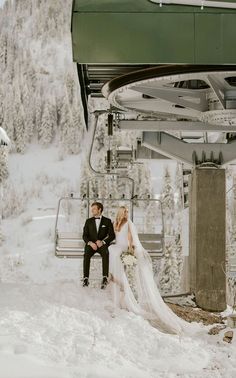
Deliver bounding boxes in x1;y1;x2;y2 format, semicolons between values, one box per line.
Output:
83;244;109;278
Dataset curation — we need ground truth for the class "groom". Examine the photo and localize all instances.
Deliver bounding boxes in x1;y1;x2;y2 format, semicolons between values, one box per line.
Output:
82;202;115;289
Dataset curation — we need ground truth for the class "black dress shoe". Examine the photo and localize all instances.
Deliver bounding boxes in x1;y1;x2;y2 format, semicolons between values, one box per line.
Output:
101;276;108;290
83;278;89;287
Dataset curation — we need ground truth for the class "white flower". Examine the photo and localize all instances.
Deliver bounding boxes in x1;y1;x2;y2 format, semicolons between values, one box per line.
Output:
120;251;138;299
120;251;137;267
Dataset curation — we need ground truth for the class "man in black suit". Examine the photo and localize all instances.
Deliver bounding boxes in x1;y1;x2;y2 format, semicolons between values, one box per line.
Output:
82;202;115;289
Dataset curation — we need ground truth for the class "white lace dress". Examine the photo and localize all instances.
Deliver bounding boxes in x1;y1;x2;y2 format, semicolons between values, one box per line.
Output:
109;220;193;335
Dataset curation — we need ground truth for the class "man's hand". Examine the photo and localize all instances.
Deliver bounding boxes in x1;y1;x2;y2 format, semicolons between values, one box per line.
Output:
96;240;103;248
88;242;98;251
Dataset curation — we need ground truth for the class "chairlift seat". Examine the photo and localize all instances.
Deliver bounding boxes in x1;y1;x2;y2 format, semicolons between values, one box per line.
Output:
139;233;163;258
55;231;163;258
116;150;133;161
56;232;105;258
56;232;84;258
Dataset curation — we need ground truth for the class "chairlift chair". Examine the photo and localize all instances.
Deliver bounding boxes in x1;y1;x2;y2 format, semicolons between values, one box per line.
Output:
55;195;165;259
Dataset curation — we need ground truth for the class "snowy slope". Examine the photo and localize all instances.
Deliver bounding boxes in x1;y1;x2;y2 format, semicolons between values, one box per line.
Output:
1;144;82;284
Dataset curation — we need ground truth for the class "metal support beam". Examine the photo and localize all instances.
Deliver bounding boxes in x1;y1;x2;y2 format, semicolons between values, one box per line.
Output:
136;141;170;160
119;120;236;132
142;131;236;165
133;86;208;112
207;75;226;109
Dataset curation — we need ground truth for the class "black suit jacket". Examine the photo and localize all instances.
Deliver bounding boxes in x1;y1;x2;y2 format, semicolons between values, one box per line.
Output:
83;216;115;246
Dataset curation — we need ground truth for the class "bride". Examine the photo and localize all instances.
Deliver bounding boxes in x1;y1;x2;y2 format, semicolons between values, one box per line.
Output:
109;206;191;335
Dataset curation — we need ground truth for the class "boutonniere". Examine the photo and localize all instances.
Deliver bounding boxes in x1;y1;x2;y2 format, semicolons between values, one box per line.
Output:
101;225;106;228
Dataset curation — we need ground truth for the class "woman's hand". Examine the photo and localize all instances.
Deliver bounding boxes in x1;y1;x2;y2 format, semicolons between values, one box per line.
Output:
128;245;135;255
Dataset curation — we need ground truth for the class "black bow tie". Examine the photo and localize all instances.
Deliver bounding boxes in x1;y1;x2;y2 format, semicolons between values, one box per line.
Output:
94;217;101;219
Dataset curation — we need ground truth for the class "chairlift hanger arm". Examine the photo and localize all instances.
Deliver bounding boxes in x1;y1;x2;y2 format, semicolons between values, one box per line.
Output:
88;112;135;198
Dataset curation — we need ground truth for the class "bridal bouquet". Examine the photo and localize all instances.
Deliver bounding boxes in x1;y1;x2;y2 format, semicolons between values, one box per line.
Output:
120;249;138;299
120;250;137;267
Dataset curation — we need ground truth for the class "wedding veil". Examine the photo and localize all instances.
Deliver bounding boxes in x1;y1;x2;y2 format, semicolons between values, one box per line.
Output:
128;219;191;335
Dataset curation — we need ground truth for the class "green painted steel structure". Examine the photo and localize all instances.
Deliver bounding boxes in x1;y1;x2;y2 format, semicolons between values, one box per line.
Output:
71;0;236;64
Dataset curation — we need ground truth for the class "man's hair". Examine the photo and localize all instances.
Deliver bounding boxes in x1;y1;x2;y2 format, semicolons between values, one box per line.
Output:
91;202;103;213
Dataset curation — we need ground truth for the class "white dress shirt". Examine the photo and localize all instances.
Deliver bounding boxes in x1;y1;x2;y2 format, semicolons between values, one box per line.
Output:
95;217;101;232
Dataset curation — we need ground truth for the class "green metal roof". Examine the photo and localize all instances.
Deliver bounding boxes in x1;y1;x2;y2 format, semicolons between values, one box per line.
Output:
71;0;236;64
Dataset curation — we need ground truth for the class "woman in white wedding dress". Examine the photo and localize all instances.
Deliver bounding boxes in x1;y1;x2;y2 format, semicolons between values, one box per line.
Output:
109;206;192;335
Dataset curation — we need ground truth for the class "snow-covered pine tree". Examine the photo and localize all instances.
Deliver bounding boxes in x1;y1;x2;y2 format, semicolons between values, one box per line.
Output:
174;163;184;213
0;92;3;127
6;35;15;83
59;88;75;154
27;65;37;92
49;94;57;136
22;82;34;142
66;71;76;105
174;215;184;289
173;163;185;287
65;95;84;154
13;84;26;153
94;116;106;154
158;166;180;294
71;105;83;153
161;166;175;235
2;87;14;141
39;101;54;146
35;91;42;140
0;32;7;71
0;145;9;183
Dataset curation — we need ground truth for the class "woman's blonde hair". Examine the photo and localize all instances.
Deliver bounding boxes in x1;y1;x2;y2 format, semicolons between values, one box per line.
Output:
114;206;128;231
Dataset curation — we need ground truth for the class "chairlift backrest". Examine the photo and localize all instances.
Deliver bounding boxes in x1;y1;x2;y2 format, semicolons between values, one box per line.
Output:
55;196;164;259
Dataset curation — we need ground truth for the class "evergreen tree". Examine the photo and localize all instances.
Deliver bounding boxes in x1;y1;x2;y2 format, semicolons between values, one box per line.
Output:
13;84;26;153
59;88;79;154
66;71;75;105
39;101;54;146
22;82;34;142
161;167;175;235
6;35;15;83
174;163;184;212
35;91;42;140
70;105;83;154
0;92;4;127
0;145;9;183
3;87;14;141
0;33;7;71
158;167;180;293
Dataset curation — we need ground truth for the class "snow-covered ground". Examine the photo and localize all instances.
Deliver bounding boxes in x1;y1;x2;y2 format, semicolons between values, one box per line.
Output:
1;145;236;377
